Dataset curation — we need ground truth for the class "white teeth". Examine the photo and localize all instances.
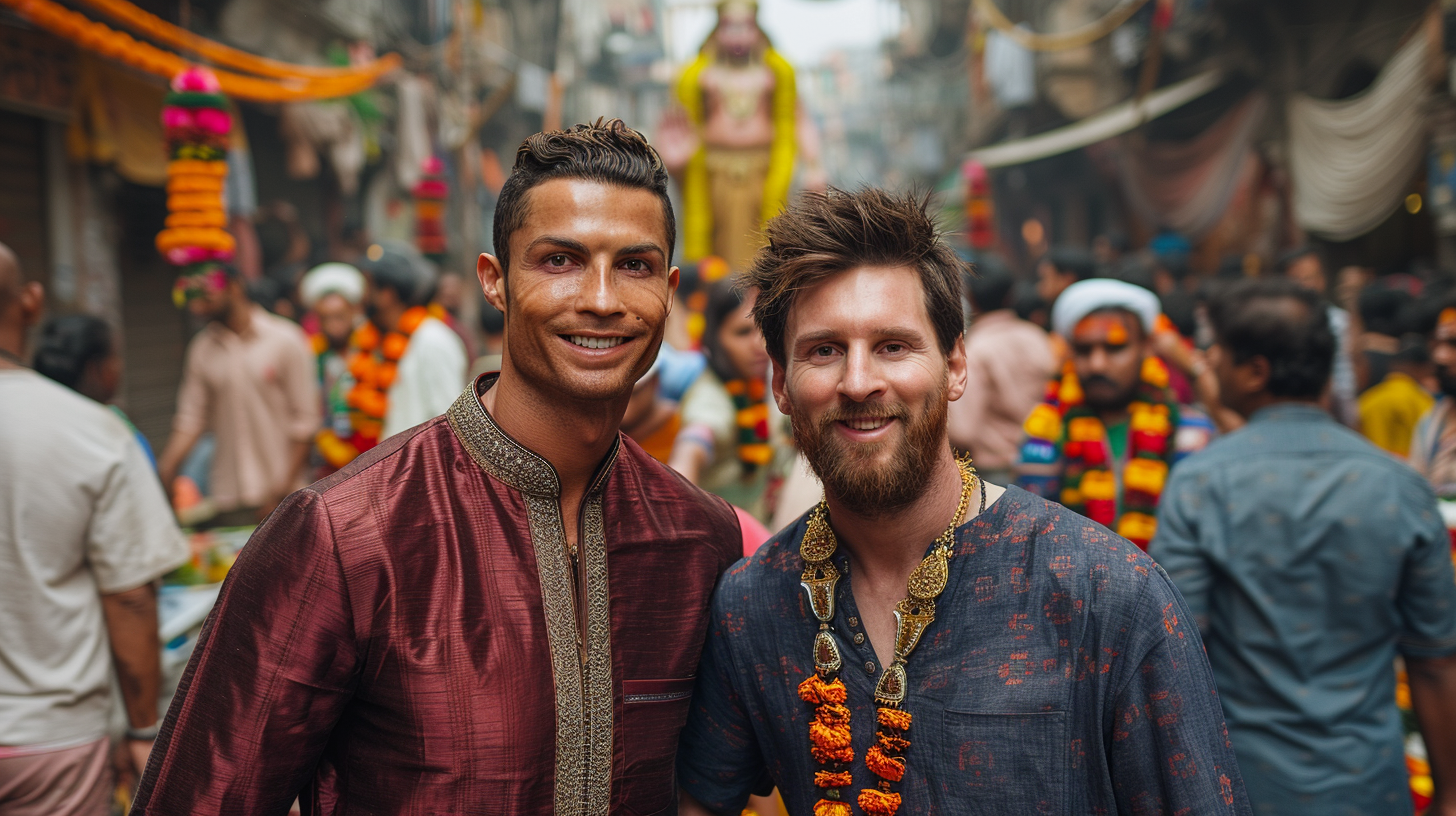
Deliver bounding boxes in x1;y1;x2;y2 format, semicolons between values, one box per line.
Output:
567;335;626;350
846;418;889;431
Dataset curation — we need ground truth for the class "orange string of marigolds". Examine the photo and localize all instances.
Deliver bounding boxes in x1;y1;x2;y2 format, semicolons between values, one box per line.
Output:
345;306;429;443
798;456;979;815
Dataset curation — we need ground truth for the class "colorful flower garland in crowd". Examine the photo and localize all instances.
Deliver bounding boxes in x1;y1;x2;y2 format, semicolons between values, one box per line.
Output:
1021;357;1178;548
0;0;396;102
725;378;773;473
156;68;235;267
413;157;448;259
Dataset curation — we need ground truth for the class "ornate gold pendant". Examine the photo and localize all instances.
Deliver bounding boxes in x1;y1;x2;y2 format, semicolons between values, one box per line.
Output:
874;662;907;706
800;560;840;623
814;628;842;674
906;546;949;600
800;506;837;563
893;598;937;661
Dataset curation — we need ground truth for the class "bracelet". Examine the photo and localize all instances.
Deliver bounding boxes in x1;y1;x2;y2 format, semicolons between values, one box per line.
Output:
125;723;161;741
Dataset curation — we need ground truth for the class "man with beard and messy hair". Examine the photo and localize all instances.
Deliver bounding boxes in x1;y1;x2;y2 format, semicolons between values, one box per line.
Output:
134;120;743;815
1014;279;1213;549
1412;303;1456;495
676;188;1251;816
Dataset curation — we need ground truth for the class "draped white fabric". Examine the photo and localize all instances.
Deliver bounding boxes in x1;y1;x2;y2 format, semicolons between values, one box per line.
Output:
1287;29;1435;241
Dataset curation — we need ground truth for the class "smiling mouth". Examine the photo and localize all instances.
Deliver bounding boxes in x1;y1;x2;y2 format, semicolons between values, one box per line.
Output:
840;417;894;431
565;335;628;350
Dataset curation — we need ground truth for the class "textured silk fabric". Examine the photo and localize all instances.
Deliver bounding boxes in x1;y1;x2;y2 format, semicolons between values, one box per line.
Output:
678;487;1252;815
133;377;741;815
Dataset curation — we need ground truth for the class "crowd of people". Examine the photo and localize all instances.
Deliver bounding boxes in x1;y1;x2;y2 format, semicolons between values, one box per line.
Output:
0;117;1454;816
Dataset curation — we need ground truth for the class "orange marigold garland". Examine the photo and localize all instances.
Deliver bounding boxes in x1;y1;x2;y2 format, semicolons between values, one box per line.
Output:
798;456;980;815
342;305;430;451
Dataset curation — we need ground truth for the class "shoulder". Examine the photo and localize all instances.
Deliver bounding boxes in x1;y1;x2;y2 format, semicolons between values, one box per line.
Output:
303;416;461;527
712;510;811;619
991;487;1162;608
2;372;132;445
258;310;309;343
614;434;741;536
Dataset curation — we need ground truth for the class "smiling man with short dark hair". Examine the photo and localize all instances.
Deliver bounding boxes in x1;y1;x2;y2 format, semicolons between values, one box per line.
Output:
134;119;742;816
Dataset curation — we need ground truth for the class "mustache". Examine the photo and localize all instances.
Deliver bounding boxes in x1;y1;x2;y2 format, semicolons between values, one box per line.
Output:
1080;374;1119;390
818;401;910;424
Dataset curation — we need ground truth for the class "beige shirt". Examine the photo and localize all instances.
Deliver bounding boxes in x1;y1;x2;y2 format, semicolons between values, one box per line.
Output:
173;306;320;510
382;316;467;440
948;309;1057;473
0;370;189;746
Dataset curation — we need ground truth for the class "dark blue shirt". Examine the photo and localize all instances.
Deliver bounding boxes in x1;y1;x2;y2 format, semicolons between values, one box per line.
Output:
679;487;1252;815
1151;404;1456;815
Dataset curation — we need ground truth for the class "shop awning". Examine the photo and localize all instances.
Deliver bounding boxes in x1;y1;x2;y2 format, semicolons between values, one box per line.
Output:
966;69;1224;168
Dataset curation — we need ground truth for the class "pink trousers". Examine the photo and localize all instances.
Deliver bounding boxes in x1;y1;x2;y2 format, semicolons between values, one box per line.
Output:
0;738;111;816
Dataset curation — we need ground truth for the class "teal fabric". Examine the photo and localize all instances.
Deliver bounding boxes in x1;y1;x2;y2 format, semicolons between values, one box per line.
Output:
1152;403;1456;816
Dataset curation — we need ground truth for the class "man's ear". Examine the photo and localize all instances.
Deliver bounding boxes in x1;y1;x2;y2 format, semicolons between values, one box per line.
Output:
771;357;791;416
666;266;680;317
478;253;507;313
18;281;43;327
1239;355;1272;397
945;334;968;403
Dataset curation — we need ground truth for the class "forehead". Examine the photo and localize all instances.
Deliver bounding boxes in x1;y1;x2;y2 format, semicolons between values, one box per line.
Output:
786;265;932;339
515;177;669;250
1438;308;1456;341
1071;310;1137;343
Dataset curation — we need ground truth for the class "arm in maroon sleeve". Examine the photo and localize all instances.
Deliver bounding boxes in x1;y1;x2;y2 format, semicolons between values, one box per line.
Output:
132;489;361;815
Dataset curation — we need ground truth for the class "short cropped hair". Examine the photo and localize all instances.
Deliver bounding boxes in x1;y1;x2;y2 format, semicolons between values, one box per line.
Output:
745;187;966;367
1209;278;1335;399
1044;247;1097;282
967;254;1014;313
493;118;674;277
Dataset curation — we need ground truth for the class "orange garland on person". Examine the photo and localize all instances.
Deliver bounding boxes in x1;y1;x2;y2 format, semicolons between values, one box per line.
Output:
342;306;430;450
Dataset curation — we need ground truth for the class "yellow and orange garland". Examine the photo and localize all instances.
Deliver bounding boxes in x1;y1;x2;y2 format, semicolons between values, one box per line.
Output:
0;0;398;103
798;456;978;815
725;378;774;473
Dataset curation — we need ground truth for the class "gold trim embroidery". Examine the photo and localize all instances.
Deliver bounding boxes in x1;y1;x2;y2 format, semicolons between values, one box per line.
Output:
446;376;616;816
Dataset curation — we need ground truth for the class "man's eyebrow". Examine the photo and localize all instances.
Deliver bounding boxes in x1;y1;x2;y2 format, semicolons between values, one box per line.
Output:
793;326;929;346
523;235;590;256
617;242;666;258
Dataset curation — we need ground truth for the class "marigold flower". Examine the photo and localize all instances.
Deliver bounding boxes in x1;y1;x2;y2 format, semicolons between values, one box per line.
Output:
815;703;850;725
857;788;902;815
876;708;912;732
814;770;853;788
877;734;910;754
810;742;854;765
813;800;852;816
864;744;906;782
798;675;848;705
810;717;852;750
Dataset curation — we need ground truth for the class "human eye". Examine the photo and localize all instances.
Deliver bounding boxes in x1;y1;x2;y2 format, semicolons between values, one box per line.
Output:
620;258;652;274
545;253;571;267
882;342;907;355
810;344;838;359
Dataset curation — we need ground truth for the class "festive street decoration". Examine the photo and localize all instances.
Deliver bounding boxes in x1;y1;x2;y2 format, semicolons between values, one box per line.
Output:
157;68;234;271
413;157;448;259
0;0;396;102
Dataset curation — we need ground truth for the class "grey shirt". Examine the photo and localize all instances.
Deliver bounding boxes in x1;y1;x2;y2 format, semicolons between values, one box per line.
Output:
1151;403;1456;815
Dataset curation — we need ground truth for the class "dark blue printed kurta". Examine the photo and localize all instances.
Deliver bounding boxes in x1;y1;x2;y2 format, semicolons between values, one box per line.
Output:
678;487;1252;815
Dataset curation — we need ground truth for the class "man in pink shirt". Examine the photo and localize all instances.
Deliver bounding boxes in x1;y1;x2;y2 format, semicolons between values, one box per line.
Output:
158;263;320;524
948;257;1056;484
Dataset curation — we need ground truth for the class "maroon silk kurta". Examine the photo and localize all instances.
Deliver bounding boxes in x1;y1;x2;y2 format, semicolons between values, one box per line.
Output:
132;377;741;815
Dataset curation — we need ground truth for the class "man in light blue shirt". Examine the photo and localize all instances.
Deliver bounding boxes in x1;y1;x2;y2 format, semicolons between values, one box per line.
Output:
1152;278;1456;816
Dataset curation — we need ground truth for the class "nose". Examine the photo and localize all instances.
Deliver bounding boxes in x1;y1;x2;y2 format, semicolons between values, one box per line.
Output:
836;342;886;403
1085;345;1111;374
575;257;626;318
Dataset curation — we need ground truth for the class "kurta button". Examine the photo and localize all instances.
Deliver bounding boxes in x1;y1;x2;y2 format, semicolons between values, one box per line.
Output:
865;661;876;674
848;616;860;627
853;633;865;644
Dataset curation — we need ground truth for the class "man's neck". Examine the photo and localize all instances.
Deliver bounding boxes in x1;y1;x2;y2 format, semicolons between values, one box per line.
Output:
827;450;968;590
481;364;627;507
0;327;23;368
1097;407;1130;428
221;299;253;335
1239;394;1322;419
375;303;407;335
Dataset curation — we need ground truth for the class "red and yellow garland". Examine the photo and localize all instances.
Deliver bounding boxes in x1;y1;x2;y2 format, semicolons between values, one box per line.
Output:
1021;357;1177;548
726;378;774;473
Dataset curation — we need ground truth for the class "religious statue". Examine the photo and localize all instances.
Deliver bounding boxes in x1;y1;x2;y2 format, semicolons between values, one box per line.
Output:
658;0;825;272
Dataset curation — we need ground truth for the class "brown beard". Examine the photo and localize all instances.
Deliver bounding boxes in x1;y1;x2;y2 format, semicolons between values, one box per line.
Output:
789;377;950;519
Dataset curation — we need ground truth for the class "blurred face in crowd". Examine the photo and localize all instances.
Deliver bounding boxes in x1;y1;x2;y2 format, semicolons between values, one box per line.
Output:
1070;309;1148;414
315;292;358;351
775;265;967;516
478;178;678;405
78;350;121;405
1036;260;1074;305
718;289;769;381
1285;254;1327;297
179;267;238;324
1432;309;1456;397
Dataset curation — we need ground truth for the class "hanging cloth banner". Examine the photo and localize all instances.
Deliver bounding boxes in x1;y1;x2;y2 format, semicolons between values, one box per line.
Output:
1117;94;1268;239
967;69;1223;168
1288;14;1440;241
0;0;398;102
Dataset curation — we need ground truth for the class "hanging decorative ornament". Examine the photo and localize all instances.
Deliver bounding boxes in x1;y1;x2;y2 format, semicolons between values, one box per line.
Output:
413;156;448;260
157;67;235;275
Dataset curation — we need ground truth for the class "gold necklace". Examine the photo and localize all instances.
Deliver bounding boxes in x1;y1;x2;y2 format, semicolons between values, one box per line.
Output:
798;455;980;816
